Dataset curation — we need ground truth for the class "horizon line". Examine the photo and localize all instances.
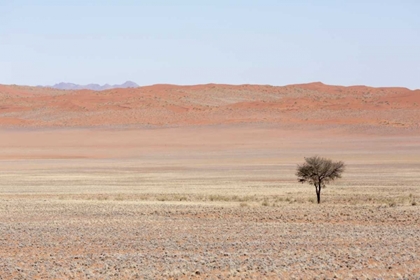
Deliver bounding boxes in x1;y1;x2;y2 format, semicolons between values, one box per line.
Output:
1;81;418;91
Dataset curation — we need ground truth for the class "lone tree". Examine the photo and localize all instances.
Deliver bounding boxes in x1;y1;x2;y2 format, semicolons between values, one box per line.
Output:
296;156;345;204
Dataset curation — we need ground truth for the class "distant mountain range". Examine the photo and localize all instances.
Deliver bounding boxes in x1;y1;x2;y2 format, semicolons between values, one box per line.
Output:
1;82;419;129
48;81;139;91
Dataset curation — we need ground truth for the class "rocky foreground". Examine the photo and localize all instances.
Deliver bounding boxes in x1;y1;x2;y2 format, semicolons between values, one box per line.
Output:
0;198;419;279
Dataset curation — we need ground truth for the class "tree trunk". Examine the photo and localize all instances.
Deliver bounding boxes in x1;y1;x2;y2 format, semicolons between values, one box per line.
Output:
315;183;321;204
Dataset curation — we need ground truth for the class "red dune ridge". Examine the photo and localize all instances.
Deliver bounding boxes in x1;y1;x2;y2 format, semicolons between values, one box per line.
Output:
0;82;419;129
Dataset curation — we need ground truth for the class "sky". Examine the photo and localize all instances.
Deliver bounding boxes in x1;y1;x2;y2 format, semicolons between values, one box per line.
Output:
1;0;419;89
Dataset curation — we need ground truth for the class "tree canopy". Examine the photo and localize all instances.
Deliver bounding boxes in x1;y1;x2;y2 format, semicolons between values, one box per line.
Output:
296;156;345;204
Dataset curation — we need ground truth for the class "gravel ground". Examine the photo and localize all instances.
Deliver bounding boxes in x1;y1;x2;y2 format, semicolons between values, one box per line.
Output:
0;199;419;279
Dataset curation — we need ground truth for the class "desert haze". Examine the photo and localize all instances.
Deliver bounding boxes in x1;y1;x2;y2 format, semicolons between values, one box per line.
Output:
0;83;419;279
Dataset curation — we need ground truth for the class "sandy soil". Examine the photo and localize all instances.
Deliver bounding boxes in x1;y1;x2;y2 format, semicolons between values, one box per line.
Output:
0;125;419;279
0;83;419;279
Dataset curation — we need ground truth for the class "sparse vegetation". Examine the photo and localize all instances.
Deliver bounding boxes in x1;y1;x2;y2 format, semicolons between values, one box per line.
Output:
409;194;417;206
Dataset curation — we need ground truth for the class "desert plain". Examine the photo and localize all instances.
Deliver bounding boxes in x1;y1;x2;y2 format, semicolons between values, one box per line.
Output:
0;83;419;279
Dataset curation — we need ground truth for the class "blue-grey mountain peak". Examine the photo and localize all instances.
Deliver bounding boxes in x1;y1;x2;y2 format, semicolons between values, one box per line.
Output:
50;81;138;91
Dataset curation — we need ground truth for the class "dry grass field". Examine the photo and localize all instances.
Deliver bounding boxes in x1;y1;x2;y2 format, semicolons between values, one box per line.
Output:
0;125;419;279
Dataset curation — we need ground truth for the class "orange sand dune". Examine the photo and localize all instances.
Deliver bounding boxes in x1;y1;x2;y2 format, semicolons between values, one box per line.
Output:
0;82;419;130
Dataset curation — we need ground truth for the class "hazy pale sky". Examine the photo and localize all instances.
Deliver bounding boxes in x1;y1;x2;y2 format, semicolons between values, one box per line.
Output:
1;1;419;88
